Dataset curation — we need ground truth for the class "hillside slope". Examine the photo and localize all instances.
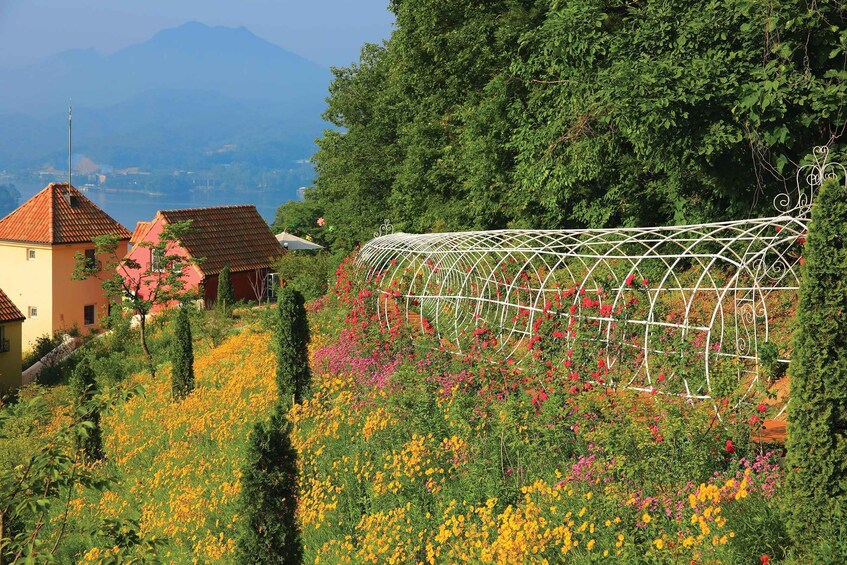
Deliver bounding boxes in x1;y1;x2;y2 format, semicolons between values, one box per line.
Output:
69;327;276;562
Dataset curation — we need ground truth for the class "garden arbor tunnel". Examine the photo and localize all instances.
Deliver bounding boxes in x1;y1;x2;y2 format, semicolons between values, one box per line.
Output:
357;148;845;411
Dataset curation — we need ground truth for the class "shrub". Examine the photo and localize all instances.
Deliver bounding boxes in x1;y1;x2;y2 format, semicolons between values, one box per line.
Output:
171;306;195;400
69;355;103;462
275;289;310;403
22;333;65;371
275;251;332;301
217;265;235;312
236;403;301;563
785;177;847;555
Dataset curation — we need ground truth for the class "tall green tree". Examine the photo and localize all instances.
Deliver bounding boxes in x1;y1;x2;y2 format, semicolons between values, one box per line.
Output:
69;355;103;463
275;289;310;403
171;306;195;400
217;265;235;312
236;404;301;564
309;0;847;252
785;177;847;556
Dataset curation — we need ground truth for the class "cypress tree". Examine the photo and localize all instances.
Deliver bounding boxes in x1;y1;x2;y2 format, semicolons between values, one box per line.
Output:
236;403;301;563
275;289;310;403
785;177;847;554
217;265;235;312
69;355;103;462
171;306;195;400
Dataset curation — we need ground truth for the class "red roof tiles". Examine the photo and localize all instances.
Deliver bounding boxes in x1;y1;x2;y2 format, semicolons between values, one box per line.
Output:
0;287;24;323
0;183;131;244
130;221;153;245
159;205;283;276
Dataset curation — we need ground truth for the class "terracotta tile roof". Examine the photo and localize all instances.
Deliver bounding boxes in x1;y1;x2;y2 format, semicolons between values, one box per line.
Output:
0;183;131;244
130;221;153;245
0;287;24;323
159;205;282;276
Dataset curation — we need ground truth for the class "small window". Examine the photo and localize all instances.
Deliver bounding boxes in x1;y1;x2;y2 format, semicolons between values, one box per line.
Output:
0;325;8;353
27;249;36;260
84;249;98;270
28;306;38;319
84;305;95;326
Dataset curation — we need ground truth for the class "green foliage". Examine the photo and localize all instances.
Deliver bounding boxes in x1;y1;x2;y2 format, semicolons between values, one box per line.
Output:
0;395;110;563
191;304;233;349
275;251;332;301
271;195;327;247
171;306;195;401
236;403;301;564
217;265;235;312
274;289;310;403
22;333;65;371
312;0;847;251
758;341;786;383
69;356;103;463
785;178;847;556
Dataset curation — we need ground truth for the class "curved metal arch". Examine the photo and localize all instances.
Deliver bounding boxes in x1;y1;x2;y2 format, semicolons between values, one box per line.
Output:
356;147;845;404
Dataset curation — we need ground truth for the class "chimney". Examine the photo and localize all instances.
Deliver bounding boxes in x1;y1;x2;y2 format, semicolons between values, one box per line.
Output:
62;186;79;208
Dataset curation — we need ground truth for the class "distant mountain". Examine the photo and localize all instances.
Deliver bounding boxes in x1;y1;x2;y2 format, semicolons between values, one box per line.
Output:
0;22;329;115
0;22;331;170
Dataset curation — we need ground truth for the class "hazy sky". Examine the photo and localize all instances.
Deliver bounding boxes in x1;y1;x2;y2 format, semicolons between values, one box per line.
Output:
0;0;395;69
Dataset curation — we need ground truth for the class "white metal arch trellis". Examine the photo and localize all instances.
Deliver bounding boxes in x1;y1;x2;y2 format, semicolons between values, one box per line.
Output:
356;147;846;408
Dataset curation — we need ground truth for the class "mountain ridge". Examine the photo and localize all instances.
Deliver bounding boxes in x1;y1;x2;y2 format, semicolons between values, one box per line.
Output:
0;21;330;116
0;21;330;172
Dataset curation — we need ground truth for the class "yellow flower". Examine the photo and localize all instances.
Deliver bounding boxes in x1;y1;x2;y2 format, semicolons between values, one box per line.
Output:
641;512;651;524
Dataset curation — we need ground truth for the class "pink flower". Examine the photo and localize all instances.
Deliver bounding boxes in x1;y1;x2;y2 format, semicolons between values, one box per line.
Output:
317;216;326;227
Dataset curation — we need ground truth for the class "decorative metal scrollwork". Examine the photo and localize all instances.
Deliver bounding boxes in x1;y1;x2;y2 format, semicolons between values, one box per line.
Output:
374;218;394;239
774;145;847;216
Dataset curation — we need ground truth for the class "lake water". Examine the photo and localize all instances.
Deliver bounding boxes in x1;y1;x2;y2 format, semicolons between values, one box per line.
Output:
15;181;289;231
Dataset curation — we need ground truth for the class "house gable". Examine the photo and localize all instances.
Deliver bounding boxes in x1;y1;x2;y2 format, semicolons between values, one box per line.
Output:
0;183;131;245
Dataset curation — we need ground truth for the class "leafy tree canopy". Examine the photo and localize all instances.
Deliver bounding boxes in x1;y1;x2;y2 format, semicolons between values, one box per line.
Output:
302;0;846;252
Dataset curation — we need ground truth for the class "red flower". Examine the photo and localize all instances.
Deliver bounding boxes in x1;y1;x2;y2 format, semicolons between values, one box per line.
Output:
552;330;565;339
642;278;649;286
761;555;770;565
725;439;735;454
625;273;636;286
757;403;767;413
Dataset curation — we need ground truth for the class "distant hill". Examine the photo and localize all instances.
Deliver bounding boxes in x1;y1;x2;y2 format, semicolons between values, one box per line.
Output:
0;22;331;170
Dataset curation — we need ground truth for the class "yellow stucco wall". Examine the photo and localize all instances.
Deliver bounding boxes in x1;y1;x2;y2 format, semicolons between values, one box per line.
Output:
52;241;128;336
0;321;22;392
0;242;53;348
